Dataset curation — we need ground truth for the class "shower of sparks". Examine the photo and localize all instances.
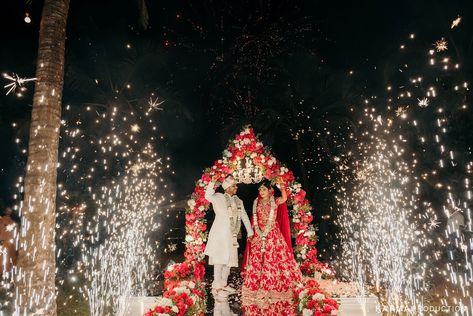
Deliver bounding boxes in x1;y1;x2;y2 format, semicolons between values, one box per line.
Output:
3;73;36;95
434;38;448;52
80;145;164;316
336;110;434;313
451;16;462;29
334;32;472;314
52;103;175;314
8;90;177;313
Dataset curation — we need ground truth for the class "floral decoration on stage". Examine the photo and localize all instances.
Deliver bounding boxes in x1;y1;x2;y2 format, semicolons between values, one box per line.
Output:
146;126;335;315
296;279;340;315
144;279;206;316
185;126;322;273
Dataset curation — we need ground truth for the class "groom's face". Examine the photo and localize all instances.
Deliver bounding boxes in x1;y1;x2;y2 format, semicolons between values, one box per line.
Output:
225;184;238;196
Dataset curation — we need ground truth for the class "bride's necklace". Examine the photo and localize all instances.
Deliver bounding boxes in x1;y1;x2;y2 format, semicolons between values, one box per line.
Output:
252;197;276;252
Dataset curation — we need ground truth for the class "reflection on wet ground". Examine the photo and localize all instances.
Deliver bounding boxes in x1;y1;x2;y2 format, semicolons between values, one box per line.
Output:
205;267;243;316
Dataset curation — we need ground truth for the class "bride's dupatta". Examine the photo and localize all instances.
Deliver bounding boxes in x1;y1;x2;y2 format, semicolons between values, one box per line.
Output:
241;201;292;275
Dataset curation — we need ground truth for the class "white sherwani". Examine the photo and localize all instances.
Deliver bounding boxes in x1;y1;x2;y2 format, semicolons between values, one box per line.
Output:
204;182;253;267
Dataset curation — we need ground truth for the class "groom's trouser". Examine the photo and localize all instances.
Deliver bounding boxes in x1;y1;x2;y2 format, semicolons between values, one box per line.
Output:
212;264;231;289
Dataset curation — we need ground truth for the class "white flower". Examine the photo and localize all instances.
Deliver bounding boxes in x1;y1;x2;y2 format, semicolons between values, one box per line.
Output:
172;306;179;313
198;205;205;211
250;152;257;158
188;281;196;289
174;286;191;295
298;289;308;299
155;296;173;307
312;293;325;300
323;268;333;275
302;309;313;316
187;199;196;209
161;297;173;307
166;265;175;271
224;150;232;157
185;235;194;242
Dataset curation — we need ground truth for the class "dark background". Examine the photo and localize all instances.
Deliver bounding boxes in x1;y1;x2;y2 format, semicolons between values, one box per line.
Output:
1;0;472;257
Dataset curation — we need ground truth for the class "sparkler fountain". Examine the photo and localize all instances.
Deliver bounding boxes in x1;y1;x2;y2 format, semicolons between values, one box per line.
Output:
334;26;472;315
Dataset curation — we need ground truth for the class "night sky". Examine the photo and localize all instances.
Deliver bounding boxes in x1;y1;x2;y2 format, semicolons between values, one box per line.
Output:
0;0;472;208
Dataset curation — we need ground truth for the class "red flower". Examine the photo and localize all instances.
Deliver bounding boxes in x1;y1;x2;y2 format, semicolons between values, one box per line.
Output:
193;262;205;280
201;173;211;183
323;304;336;313
296;235;309;245
186;212;197;223
306;278;320;288
293;189;307;203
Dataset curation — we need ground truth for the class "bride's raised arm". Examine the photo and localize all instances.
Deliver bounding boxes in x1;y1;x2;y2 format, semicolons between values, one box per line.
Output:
276;178;287;205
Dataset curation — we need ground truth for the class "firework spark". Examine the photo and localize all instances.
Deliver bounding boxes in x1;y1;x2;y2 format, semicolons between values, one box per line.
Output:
451;16;462;29
417;98;429;108
434;38;448;52
3;73;36;95
148;96;165;110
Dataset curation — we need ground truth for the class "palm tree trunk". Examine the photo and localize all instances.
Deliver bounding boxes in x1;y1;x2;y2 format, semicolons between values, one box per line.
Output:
16;0;70;315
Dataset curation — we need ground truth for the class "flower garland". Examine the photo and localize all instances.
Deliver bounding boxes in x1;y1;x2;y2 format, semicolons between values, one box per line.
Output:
252;197;276;252
147;126;332;316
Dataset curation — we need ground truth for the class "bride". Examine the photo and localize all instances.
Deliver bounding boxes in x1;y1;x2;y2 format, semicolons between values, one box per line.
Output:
241;179;302;315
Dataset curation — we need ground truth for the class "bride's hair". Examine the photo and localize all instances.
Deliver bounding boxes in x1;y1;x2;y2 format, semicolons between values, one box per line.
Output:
259;180;272;190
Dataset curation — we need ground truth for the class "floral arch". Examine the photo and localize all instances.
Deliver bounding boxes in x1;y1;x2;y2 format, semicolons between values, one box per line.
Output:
147;126;338;316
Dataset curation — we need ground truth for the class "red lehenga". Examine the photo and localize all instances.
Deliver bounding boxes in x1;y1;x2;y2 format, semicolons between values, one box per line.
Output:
241;197;302;315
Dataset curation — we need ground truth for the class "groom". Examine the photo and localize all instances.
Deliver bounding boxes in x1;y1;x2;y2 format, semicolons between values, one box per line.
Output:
204;176;253;297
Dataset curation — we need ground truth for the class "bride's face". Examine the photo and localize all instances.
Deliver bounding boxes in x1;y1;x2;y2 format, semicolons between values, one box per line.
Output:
258;186;270;199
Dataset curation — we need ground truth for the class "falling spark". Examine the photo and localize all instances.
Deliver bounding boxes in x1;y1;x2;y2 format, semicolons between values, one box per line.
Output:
417;98;429;108
148;96;165;110
395;106;408;118
131;124;140;133
451;16;462;29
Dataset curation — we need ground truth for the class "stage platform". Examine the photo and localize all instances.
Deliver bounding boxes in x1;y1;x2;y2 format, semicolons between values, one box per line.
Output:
124;295;382;315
